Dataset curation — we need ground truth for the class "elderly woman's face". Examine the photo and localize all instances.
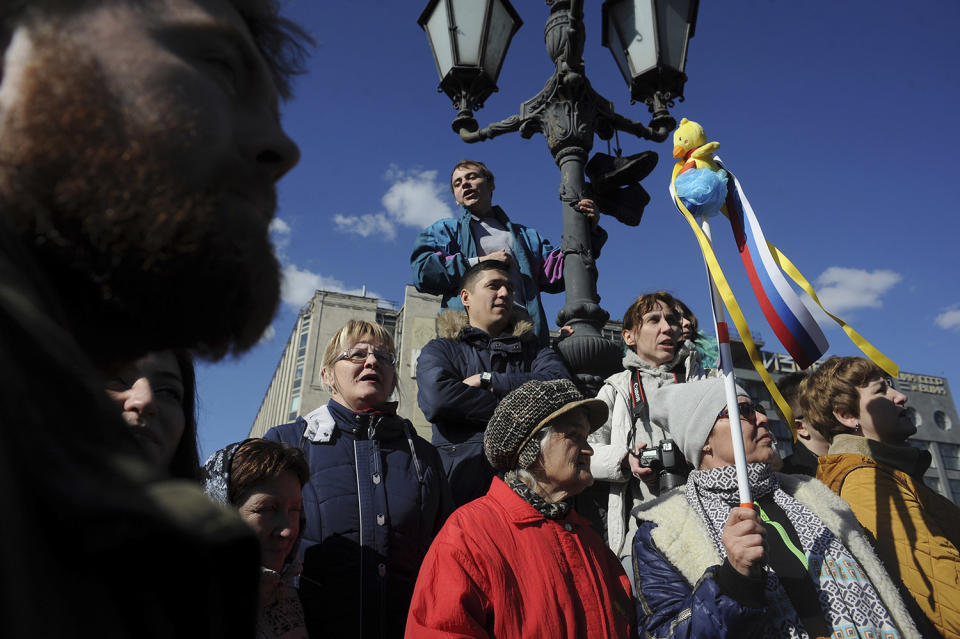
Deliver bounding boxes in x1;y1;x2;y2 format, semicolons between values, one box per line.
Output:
539;410;594;496
324;333;396;411
700;396;778;470
237;470;302;572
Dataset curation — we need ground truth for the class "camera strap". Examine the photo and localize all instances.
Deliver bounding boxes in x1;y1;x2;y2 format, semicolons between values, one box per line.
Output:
628;370;649;429
628;367;686;447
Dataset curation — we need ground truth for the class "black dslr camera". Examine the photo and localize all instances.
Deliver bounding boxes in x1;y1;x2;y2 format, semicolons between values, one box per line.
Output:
635;439;689;492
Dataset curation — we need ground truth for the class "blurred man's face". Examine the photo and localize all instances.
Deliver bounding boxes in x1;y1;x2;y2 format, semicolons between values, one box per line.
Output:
0;0;301;360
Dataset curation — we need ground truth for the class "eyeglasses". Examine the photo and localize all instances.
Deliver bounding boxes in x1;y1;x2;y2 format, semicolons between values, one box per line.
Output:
717;401;766;421
334;346;396;367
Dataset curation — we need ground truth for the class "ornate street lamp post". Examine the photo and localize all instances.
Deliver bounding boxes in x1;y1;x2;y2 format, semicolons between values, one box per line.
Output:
418;0;698;389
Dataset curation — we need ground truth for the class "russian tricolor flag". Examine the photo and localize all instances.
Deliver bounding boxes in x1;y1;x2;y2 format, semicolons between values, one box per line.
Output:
721;163;828;369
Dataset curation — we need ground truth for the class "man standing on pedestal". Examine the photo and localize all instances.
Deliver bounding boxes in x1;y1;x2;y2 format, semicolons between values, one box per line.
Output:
411;159;606;346
416;261;571;507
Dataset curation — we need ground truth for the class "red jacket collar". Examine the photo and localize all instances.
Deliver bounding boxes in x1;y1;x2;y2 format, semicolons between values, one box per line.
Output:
488;476;591;529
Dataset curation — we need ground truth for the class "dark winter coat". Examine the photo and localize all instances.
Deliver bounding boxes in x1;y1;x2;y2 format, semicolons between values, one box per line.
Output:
0;222;260;638
631;473;920;639
415;310;571;506
264;400;451;639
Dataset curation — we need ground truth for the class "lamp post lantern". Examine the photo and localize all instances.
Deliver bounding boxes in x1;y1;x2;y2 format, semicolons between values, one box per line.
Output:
418;0;523;133
419;0;699;390
602;0;699;117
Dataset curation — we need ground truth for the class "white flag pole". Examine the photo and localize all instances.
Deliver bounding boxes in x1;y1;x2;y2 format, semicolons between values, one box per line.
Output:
700;215;753;508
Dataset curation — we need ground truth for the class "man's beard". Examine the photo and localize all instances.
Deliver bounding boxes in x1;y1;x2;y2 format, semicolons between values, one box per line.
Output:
0;36;281;364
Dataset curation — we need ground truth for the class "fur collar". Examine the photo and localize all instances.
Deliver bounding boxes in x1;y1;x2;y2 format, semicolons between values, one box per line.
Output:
826;434;931;477
302;406;336;443
621;343;690;374
633;473;920;638
436;309;534;341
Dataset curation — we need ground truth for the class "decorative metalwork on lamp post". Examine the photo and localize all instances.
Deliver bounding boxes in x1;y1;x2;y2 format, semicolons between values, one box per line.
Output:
419;0;699;390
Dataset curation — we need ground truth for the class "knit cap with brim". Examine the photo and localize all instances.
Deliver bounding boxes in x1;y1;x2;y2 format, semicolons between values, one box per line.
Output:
484;378;608;472
649;378;749;468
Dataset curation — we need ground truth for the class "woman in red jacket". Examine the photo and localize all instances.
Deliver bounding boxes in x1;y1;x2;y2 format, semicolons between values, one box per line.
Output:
405;378;634;638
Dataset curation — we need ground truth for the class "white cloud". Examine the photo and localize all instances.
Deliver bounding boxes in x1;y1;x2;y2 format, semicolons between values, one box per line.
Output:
333;212;396;240
258;324;276;343
935;305;960;331
269;218;291;235
334;167;455;240
813;267;902;315
382;168;454;228
269;217;292;252
280;263;383;309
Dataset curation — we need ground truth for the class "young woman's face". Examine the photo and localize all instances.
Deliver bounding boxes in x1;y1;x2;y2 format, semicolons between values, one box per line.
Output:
623;301;681;366
852;378;913;444
106;350;185;468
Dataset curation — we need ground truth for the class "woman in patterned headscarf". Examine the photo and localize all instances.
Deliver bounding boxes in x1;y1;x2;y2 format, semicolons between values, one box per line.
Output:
204;439;309;639
630;378;920;639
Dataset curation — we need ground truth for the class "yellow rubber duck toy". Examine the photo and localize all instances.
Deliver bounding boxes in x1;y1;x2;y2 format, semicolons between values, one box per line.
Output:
673;118;720;174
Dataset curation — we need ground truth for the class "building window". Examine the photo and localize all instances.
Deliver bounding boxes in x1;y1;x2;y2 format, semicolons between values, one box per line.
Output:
905;407;920;428
410;348;421;378
934;410;952;431
289;395;301;415
299;333;309;349
939;443;960;472
909;439;934;467
925;475;942;494
950;480;960;502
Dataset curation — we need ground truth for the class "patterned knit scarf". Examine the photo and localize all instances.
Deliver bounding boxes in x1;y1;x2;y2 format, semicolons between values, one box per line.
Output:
505;471;571;520
685;463;901;639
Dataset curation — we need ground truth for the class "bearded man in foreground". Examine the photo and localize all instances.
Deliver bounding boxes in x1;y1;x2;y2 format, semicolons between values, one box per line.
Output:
0;1;307;635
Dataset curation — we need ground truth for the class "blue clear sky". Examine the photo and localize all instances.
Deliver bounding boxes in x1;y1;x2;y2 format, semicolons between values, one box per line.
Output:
195;0;960;459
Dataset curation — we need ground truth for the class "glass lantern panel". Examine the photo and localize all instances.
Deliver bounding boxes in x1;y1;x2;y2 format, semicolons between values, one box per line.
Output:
425;0;454;77
615;0;658;79
655;0;692;72
605;5;631;84
483;0;516;82
450;0;487;67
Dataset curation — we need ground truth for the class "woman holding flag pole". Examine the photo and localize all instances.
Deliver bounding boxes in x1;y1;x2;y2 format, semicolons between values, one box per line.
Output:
639;118;917;637
630;378;920;639
668;117;900;505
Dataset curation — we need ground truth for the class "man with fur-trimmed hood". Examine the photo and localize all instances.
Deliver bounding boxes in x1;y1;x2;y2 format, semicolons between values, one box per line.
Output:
416;260;571;507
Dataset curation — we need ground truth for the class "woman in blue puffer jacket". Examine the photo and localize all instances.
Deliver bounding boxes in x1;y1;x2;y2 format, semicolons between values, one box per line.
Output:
264;319;451;639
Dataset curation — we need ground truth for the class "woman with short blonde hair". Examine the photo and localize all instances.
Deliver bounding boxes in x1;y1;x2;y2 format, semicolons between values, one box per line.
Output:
264;319;451;639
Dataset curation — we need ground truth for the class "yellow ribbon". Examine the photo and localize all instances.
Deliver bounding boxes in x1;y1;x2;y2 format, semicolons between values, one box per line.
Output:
671;163;797;440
